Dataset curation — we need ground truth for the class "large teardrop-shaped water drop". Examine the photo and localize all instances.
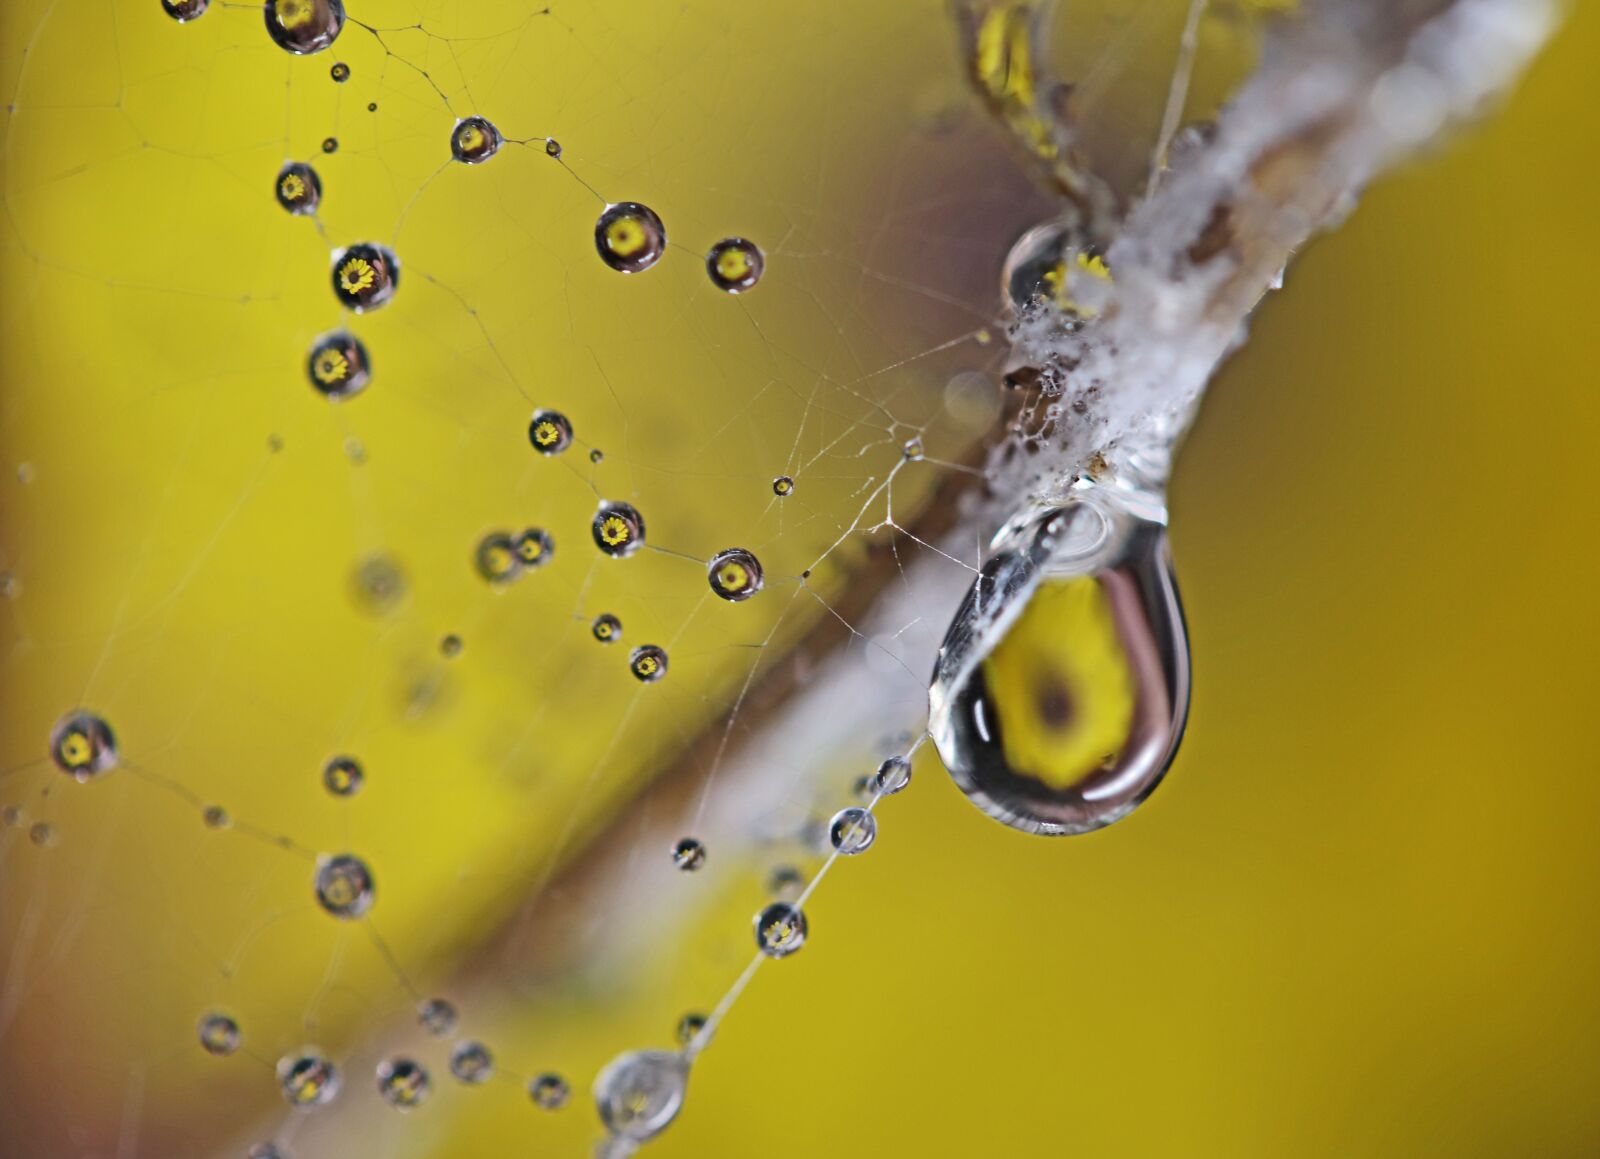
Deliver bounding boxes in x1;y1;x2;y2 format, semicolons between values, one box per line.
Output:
928;481;1189;835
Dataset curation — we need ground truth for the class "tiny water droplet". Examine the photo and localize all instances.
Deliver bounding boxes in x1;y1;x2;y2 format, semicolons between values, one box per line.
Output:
629;644;668;684
322;755;362;797
329;61;349;83
544;138;562;159
313;853;374;918
595;203;666;273
50;710;118;782
873;755;912;795
593;501;645;558
264;0;345;55
675;1012;707;1046
376;1057;432;1108
198;1012;241;1056
449;1041;494;1084
772;475;794;497
1001;219;1111;321
902;437;925;461
162;0;209;22
440;634;463;658
591;613;622;643
278;1050;340;1108
275;162;321;215
707;547;763;602
202;804;230;829
320;136;338;154
928;482;1189;835
28;821;55;847
515;528;554;568
529;1072;569;1109
417;998;457;1036
594;1049;689;1142
705;237;764;293
450;116;501;164
475;531;520;585
307;331;370;400
332;243;399;313
754;901;807;958
671;837;705;871
828;806;876;854
528;409;573;455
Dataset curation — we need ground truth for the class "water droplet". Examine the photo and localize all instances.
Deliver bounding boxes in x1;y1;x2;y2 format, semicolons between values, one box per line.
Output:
367;101;377;112
417;997;457;1036
873;755;912;795
1002;219;1111;321
629;645;668;684
707;547;764;602
278;1050;340;1108
527;409;573;455
264;0;345;55
754;901;807;958
376;1057;431;1109
28;821;55;847
667;1015;707;1055
440;634;463;658
528;1072;569;1110
450;116;502;164
705;237;764;293
248;1144;286;1159
162;0;209;22
306;331;370;400
350;552;404;614
50;710;118;782
475;531;520;585
765;864;803;900
544;138;562;159
329;61;349;83
593;501;645;558
595;202;666;273
594;1049;689;1143
0;806;21;828
828;806;876;854
332;243;399;313
772;475;794;498
197;1012;240;1056
313;853;374;918
322;755;362;797
671;837;705;871
274;161;321;216
202;804;230;829
515;528;554;568
449;1041;494;1084
320;136;338;154
591;613;622;644
928;484;1189;835
902;437;925;461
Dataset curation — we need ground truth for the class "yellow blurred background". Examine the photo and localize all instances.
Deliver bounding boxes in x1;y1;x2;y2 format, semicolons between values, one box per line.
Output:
1;1;1596;1157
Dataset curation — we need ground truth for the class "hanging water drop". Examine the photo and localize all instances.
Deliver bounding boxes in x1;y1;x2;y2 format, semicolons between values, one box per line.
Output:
705;237;764;293
528;1073;569;1110
629;645;668;684
329;61;349;83
515;528;554;568
331;243;399;313
706;547;763;602
278;1050;340;1108
527;409;573;455
376;1057;432;1108
772;475;794;497
449;1041;494;1084
50;710;118;782
450;116;502;164
828;806;876;854
275;162;322;216
322;755;362;797
1001;218;1112;322
928;482;1189;836
754;901;807;958
873;754;912;795
593;501;645;558
313;853;374;918
263;0;345;55
475;531;521;585
594;202;666;273
675;1012;707;1046
671;837;706;871
162;0;209;22
306;331;370;400
591;613;622;644
417;998;457;1036
593;1049;689;1143
197;1012;240;1056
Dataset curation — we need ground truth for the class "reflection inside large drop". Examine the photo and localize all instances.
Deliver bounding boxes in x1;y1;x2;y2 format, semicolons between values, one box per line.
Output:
929;481;1189;835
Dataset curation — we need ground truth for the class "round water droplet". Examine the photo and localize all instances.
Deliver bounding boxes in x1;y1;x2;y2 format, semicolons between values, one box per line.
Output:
321;136;338;154
515;528;553;568
322;755;362;797
475;531;520;586
544;138;562;159
417;997;457;1036
592;501;645;558
928;485;1190;835
589;447;604;464
595;202;666;273
705;237;764;293
313;853;374;919
594;1049;689;1142
28;821;55;847
527;409;573;455
331;243;399;313
772;475;794;498
828;806;877;854
163;0;209;22
671;837;705;871
675;1012;707;1047
264;0;345;55
902;437;925;461
329;61;349;82
50;710;118;782
591;613;622;644
629;644;668;684
755;901;807;958
706;547;764;602
202;804;230;829
278;1050;340;1108
198;1012;240;1056
528;1072;569;1110
449;1041;493;1084
873;755;911;795
1001;219;1111;321
376;1057;431;1109
351;552;404;614
367;101;377;112
275;162;322;216
766;864;803;900
440;634;463;658
306;331;370;400
450;116;502;164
